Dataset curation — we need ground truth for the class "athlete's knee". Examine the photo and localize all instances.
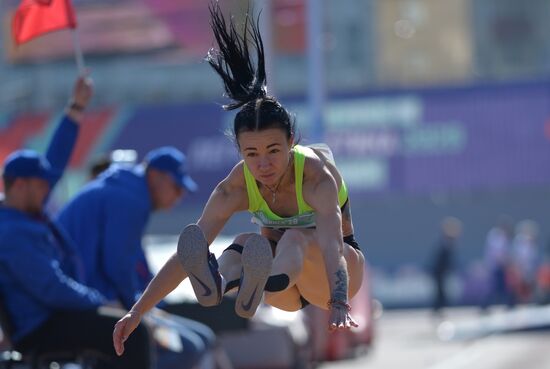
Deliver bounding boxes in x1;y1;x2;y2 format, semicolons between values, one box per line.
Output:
281;229;308;247
275;244;304;273
277;231;307;264
348;265;365;298
233;232;256;245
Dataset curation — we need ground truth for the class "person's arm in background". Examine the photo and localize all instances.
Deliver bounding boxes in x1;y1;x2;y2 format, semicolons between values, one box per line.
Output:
46;75;93;189
6;232;106;309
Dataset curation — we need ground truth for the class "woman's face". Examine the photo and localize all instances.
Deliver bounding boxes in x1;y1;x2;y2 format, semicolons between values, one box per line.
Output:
238;128;293;187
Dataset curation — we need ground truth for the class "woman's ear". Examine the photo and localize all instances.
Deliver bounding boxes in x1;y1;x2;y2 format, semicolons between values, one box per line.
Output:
289;134;295;148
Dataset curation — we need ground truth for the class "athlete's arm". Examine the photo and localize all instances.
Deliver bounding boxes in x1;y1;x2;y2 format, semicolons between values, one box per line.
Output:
114;164;248;355
304;159;358;331
311;147;354;236
197;163;249;244
305;169;347;296
130;163;246;315
114;251;189;356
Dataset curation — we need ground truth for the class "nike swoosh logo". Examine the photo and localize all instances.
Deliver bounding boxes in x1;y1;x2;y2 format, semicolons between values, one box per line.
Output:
190;273;212;296
241;286;257;311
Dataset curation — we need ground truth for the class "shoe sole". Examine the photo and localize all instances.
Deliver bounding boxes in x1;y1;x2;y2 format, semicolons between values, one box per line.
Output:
177;224;220;307
235;234;273;318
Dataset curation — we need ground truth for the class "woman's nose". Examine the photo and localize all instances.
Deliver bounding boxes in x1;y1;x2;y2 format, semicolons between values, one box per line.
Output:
258;157;271;169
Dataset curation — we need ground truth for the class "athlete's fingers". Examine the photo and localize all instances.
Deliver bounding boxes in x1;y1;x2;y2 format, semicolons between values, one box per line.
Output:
348;314;359;328
328;307;348;331
328;314;338;331
113;319;128;356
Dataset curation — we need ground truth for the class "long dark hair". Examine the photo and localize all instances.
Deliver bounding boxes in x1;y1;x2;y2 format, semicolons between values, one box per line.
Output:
206;2;295;141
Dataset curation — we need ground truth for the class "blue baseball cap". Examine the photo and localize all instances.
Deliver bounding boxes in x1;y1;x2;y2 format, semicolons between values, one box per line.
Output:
2;150;55;181
144;146;198;192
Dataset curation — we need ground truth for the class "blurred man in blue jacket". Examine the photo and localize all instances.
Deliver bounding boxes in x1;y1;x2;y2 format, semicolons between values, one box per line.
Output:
0;76;154;369
59;146;197;309
58;146;216;369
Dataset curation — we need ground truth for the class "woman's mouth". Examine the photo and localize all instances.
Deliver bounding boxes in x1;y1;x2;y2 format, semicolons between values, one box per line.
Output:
259;173;276;182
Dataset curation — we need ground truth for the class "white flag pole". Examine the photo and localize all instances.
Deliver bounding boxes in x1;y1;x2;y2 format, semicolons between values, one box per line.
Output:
71;28;85;75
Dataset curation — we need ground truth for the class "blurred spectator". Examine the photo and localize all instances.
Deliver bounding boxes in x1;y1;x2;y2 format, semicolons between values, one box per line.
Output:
430;216;462;315
89;149;138;180
535;239;550;304
58;146;215;369
89;154;112;180
0;75;154;369
510;220;541;303
481;216;515;309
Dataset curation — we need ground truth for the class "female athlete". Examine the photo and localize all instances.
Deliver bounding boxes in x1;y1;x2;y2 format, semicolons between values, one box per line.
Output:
114;3;365;356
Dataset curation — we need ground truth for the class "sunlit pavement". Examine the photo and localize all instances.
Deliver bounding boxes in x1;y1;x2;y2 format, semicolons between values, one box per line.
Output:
319;306;550;369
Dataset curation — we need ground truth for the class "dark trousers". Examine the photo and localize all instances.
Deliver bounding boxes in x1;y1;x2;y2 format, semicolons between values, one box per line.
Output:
16;309;154;369
155;313;215;369
433;273;447;312
482;266;515;309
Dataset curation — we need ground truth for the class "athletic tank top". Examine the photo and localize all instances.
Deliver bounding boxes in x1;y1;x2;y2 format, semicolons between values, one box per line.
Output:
243;144;348;229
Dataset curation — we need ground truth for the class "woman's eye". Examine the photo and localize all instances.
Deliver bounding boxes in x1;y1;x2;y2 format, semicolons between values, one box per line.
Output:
269;149;280;154
246;153;257;158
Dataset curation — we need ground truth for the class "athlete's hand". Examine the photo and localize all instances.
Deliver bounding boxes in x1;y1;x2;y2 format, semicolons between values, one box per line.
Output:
113;310;142;356
328;305;359;331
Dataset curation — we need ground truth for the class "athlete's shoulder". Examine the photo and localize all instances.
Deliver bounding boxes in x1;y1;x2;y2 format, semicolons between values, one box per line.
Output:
300;144;332;175
211;161;248;212
226;160;246;182
218;160;247;193
307;143;336;164
302;144;343;189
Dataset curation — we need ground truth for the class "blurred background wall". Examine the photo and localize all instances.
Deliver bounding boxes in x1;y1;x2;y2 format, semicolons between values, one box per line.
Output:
1;0;550;307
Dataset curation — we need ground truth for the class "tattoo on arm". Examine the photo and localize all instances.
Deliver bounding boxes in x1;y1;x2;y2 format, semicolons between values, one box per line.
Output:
332;268;348;302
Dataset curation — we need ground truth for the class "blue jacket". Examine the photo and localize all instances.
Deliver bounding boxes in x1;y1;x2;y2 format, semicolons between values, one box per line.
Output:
58;165;152;309
0;116;106;343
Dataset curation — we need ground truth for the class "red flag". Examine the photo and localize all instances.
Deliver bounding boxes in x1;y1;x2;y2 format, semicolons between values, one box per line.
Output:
12;0;77;45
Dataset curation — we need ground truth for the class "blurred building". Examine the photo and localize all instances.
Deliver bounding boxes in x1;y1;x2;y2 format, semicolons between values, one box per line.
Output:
1;0;549;111
472;0;550;80
1;0;550;280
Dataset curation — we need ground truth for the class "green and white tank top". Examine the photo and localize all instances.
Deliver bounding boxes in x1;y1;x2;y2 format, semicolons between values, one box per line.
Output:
243;144;348;229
